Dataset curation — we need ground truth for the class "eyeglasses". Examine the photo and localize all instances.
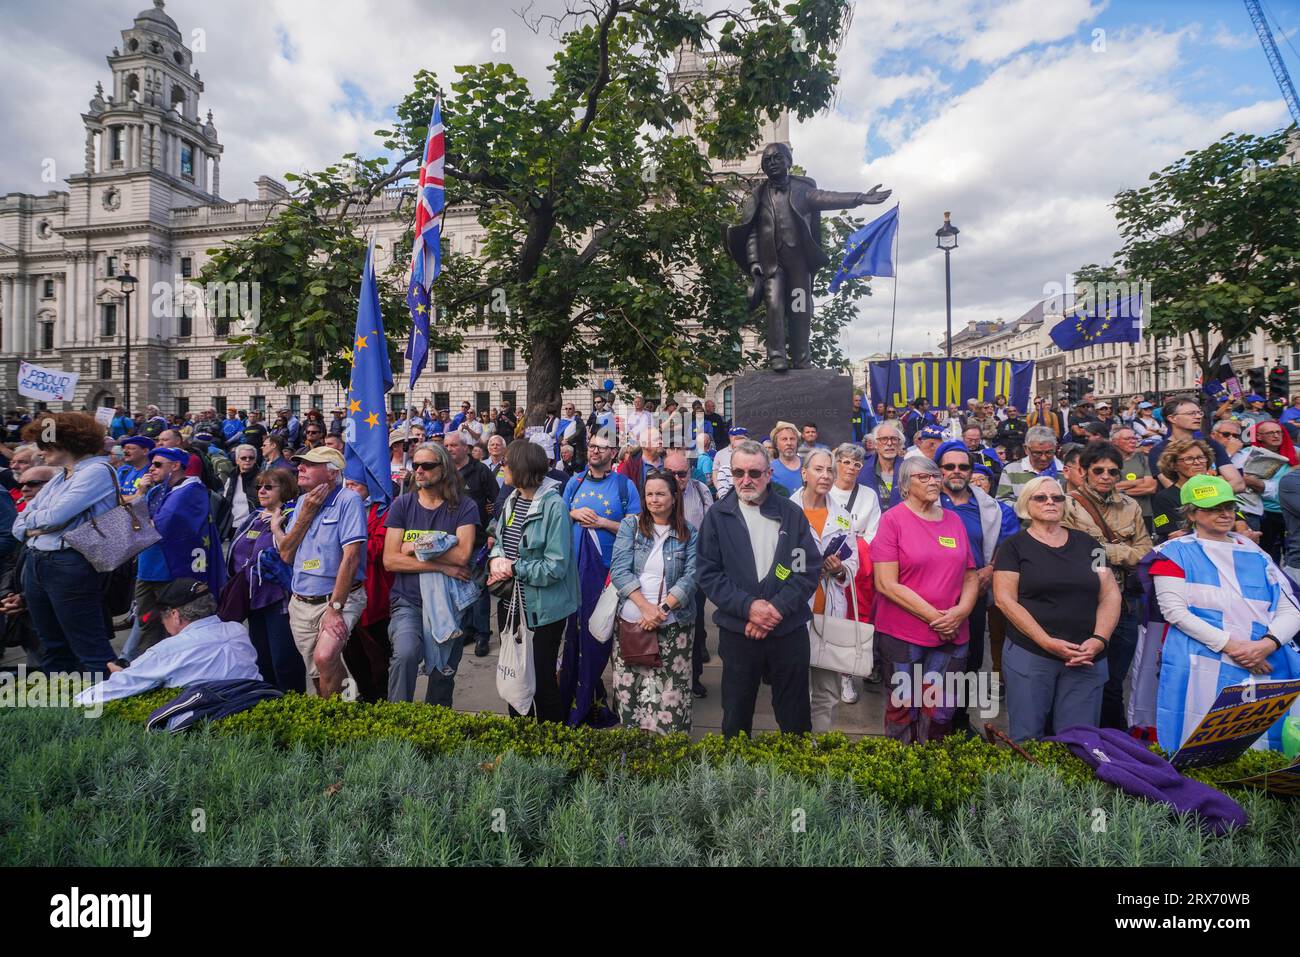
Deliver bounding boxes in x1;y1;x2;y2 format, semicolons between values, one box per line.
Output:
734;468;768;480
256;483;279;491
1257;431;1282;439
1089;466;1120;476
837;460;863;469
875;436;900;444
413;461;442;471
1198;503;1237;515
1029;493;1067;504
911;473;941;483
1177;456;1207;466
940;463;971;472
20;480;46;488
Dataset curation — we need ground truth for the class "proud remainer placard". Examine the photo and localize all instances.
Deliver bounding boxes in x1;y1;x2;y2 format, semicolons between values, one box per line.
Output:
869;357;1034;411
17;361;79;403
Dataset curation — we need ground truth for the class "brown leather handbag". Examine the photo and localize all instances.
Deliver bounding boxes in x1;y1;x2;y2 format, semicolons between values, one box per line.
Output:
617;580;664;668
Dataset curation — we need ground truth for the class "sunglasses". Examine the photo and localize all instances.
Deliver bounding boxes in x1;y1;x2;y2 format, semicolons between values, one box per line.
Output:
1030;493;1067;504
20;480;46;487
256;483;279;491
1215;430;1242;439
665;469;690;479
940;463;971;472
1089;466;1121;476
413;461;442;471
147;462;167;469
734;468;768;480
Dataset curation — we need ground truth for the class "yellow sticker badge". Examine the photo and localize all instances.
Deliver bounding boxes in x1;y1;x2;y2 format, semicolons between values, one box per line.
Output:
1125;473;1137;481
1154;514;1169;527
1192;484;1218;501
302;558;322;571
774;563;791;580
938;536;957;548
835;515;851;530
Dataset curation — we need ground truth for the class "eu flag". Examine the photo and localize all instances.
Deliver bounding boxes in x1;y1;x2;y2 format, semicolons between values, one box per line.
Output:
406;279;431;392
829;204;898;293
1049;291;1144;351
344;238;395;506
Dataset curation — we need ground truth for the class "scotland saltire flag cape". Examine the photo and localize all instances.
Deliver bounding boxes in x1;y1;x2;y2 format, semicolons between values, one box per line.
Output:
1048;291;1143;351
829;204;898;294
405;99;444;391
1144;534;1300;752
558;527;619;728
345;238;395;506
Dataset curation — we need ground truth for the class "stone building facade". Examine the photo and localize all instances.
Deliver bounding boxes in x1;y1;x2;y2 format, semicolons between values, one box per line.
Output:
0;3;781;424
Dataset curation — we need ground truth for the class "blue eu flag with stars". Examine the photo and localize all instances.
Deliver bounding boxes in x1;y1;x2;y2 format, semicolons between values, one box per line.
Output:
344;238;394;506
1049;291;1144;351
829;204;898;293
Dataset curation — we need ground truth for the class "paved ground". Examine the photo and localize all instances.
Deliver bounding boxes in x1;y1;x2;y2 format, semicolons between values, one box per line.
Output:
3;599;1010;740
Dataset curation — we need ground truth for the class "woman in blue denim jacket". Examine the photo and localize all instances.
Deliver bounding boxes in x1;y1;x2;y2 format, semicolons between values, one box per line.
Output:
609;470;698;734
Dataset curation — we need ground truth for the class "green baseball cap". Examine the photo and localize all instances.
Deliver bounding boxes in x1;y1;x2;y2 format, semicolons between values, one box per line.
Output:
1180;474;1236;509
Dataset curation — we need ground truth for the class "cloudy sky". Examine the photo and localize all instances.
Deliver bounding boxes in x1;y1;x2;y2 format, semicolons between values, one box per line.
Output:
2;0;1297;360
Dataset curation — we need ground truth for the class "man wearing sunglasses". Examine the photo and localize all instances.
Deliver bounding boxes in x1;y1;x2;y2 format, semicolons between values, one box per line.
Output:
696;440;820;737
1062;441;1153;730
1148;398;1244;494
936;441;1019;731
133;446;227;652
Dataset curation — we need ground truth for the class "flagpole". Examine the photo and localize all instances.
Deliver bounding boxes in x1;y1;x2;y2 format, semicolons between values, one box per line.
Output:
885;205;900;411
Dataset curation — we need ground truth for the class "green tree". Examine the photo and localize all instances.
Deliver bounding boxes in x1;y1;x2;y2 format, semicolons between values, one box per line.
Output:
1083;127;1300;384
204;0;862;420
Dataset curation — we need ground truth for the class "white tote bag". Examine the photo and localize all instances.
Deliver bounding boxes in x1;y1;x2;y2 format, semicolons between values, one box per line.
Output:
496;581;536;715
589;581;618;644
808;573;875;678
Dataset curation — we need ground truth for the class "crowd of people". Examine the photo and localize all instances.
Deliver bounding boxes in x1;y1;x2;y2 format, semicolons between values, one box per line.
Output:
4;383;1300;756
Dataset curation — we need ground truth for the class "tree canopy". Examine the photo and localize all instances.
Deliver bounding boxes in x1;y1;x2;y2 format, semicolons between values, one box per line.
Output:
202;0;867;419
1080;126;1300;381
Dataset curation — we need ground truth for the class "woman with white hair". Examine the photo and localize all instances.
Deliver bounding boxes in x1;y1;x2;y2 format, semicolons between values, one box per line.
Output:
790;448;861;730
992;475;1119;740
219;443;260;541
871;454;978;742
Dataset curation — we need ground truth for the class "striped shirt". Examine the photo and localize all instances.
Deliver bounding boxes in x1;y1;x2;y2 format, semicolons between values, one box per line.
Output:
502;494;533;614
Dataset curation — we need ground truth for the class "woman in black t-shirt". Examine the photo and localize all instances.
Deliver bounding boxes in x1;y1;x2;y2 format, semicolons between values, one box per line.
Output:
992;476;1121;741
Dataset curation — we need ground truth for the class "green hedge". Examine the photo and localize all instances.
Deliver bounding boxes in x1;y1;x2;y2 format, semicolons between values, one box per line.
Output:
99;689;1294;816
3;706;1298;866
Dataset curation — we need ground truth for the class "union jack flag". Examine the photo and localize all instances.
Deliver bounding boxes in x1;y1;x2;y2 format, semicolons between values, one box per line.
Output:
405;99;444;389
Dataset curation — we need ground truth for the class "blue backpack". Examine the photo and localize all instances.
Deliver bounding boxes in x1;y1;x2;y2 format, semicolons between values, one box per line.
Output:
146;679;283;733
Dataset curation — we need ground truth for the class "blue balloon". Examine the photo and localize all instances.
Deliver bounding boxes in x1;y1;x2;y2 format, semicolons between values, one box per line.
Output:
602;378;615;392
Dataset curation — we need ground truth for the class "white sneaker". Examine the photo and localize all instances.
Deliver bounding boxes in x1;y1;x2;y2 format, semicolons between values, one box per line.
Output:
840;673;859;704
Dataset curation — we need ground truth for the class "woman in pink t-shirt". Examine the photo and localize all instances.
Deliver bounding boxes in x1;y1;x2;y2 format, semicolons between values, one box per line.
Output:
871;455;978;743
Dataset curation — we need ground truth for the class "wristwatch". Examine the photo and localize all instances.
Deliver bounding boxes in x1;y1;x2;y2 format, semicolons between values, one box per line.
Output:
658;601;672;615
328;600;344;612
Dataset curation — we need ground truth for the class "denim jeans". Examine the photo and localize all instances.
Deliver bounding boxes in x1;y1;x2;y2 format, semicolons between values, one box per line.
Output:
389;595;464;707
1100;603;1140;731
24;549;114;677
465;589;491;641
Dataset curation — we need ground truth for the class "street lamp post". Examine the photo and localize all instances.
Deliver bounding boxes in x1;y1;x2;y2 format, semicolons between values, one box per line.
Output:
935;212;959;357
116;267;137;409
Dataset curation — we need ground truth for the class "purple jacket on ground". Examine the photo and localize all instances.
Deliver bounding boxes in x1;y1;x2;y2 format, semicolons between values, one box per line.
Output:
1048;725;1247;836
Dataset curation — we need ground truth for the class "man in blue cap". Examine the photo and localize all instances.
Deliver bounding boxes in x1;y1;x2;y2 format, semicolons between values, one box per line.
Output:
712;426;749;498
117;436;155;496
132;446;226;651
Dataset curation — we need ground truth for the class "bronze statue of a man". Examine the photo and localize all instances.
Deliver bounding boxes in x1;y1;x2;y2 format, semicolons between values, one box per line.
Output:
727;143;891;371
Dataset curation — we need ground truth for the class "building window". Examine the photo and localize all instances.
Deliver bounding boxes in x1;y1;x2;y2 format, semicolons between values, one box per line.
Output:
311;395;323;411
288;395;301;415
213;316;230;338
433;392;450;412
101;303;117;337
99;358;113;380
390;394;406;416
502;348;515;371
722;385;733;422
213;358;226;379
42;279;54;299
213;396;227;416
106;256;118;278
178;304;193;338
251;395;265;414
110;128;123;162
475;391;490;414
1291;343;1300;372
593;355;609;371
40;323;54;351
177;359;189;380
181;256;193;278
433;350;449;373
181;143;194;181
476;349;490;372
176;397;189;418
501;390;517;411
